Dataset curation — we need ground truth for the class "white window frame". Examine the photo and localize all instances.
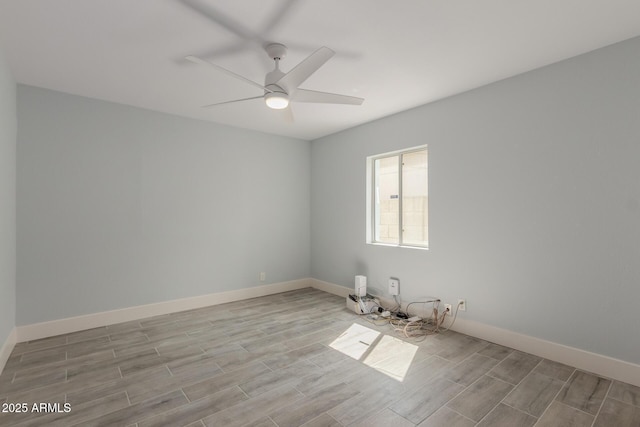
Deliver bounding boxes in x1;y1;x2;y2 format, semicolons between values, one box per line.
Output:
366;145;428;250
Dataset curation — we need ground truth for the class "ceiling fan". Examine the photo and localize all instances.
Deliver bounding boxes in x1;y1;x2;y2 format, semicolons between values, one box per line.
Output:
186;43;364;114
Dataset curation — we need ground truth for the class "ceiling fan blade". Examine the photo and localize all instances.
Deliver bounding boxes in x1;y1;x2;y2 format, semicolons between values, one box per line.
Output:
275;46;335;90
185;41;251;62
293;89;364;105
261;0;299;34
186;55;272;93
279;106;294;123
202;96;263;108
179;0;264;45
281;42;362;60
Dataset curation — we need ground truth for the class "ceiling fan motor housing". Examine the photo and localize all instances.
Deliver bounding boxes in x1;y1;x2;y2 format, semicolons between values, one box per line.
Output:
264;57;289;109
265;43;287;60
265;68;286;88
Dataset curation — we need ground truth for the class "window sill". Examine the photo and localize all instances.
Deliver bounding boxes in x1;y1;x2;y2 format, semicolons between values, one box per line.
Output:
366;242;429;251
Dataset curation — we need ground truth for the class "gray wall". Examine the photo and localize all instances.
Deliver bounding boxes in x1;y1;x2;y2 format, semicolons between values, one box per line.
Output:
311;36;640;365
0;47;16;345
17;86;310;325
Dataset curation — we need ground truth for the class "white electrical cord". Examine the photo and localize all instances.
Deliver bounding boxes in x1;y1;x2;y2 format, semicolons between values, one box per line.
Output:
358;295;463;340
440;300;462;332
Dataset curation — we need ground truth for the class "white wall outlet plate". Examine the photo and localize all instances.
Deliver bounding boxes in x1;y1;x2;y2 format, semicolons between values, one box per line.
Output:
388;277;399;296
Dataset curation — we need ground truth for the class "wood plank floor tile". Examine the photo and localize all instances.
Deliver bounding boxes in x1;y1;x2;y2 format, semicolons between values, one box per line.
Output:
1;288;639;427
593;397;640;427
556;370;611;415
11;336;67;356
63;336;113;358
401;355;453;395
345;364;405;396
446;374;513;421
7;362;125;406
487;350;541;385
239;359;322;397
434;333;488;363
78;389;188;427
258;318;316;335
238;416;277;427
350;408;415;427
329;386;399;425
476;403;537;427
418;407;476;427
1;354;21;375
300;413;341;427
183;420;206;427
182;361;271;401
209;346;278;371
126;363;221;404
240;330;305;353
281;328;341;350
67;347;157;378
535;401;594;427
142;320;213;341
476;342;513;361
443;353;499;386
201;384;303;427
503;370;565;417
268;382;359;427
163;353;221;377
608;380;640;407
0;368;66;395
105;319;142;334
307;347;361;369
66;365;122;387
16;347;67;370
66;365;171;406
293;357;368;395
115;335;195;358
261;342;329;370
137;385;249;427
533;359;575;381
64;327;110;344
389;376;465;424
108;330;150;344
9;349;116;381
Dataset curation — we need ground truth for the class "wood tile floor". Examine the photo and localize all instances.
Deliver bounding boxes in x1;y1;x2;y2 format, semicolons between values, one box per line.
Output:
1;288;639;426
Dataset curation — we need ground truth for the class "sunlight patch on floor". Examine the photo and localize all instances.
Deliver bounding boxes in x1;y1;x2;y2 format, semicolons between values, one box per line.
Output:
329;323;381;360
329;323;418;381
363;334;418;381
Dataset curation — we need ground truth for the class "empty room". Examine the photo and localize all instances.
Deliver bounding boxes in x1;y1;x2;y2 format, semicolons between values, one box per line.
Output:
1;1;640;426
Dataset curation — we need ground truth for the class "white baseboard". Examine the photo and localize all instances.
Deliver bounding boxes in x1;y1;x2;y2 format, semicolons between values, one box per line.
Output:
16;278;312;343
451;317;640;388
0;327;17;374
309;279;640;388
310;278;351;298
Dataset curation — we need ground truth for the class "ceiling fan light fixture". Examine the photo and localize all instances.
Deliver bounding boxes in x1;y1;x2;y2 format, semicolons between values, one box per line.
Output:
265;91;289;109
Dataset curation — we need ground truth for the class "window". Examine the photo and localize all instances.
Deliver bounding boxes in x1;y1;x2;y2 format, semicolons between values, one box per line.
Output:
366;146;428;249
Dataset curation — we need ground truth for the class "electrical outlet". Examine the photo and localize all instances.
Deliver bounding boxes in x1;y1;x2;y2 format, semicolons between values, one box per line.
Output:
388;277;399;296
259;272;266;281
458;299;466;311
445;303;452;315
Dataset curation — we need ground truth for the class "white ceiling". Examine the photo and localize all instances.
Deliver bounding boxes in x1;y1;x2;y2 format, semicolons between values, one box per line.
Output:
1;0;640;140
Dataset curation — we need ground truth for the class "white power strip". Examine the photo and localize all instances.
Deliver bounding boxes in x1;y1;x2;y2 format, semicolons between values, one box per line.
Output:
346;295;379;314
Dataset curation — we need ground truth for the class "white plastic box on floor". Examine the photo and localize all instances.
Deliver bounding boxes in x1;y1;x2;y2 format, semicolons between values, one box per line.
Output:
346;294;378;314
